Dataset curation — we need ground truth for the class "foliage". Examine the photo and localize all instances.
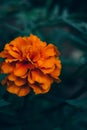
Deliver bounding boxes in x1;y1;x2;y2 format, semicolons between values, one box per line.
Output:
0;0;87;130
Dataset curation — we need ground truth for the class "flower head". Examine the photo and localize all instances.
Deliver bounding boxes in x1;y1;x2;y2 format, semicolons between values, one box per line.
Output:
0;34;61;96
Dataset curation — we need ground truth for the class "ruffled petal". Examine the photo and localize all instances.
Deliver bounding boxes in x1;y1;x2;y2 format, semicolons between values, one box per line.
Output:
28;69;53;84
50;60;62;79
0;51;18;63
0;51;8;58
7;84;30;96
30;79;52;94
27;34;47;48
28;69;53;94
14;63;28;76
10;37;27;49
8;50;20;59
29;84;42;94
14;77;26;86
6;58;18;63
1;62;15;73
41;44;59;58
37;57;56;69
8;73;17;81
40;66;55;74
28;70;44;84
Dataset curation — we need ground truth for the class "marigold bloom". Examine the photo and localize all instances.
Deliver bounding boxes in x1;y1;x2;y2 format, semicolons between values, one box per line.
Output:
0;34;61;96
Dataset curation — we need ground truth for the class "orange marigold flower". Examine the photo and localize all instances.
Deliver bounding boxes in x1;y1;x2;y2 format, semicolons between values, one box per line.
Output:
0;34;61;96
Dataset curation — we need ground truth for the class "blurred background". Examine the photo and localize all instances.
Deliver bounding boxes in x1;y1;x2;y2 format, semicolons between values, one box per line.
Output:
0;0;87;130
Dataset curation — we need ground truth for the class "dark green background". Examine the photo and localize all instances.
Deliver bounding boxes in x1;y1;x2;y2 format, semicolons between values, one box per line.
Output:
0;0;87;129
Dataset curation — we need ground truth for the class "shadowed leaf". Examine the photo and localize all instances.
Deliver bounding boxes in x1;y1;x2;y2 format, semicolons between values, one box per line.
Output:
66;97;87;108
0;99;10;107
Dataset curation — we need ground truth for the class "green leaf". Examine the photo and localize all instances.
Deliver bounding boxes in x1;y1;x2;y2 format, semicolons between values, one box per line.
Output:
0;74;7;82
66;97;87;108
0;58;4;62
0;99;10;107
54;128;62;130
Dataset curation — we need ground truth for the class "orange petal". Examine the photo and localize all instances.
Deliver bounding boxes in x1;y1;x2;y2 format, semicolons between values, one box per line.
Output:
10;37;27;49
38;57;61;75
8;49;20;59
37;57;56;69
41;44;59;58
1;62;15;74
6;58;18;63
14;63;28;76
27;48;40;62
29;84;44;94
28;34;47;48
50;67;61;79
28;70;44;84
8;73;17;81
28;69;52;84
0;51;18;63
21;73;28;78
28;69;53;94
5;43;21;59
7;84;30;96
30;81;52;94
14;77;26;86
0;51;8;58
28;71;34;84
8;74;26;86
40;66;55;74
50;60;61;79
